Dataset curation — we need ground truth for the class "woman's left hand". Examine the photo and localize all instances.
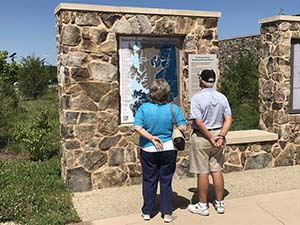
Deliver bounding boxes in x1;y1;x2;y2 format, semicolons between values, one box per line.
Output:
151;136;163;150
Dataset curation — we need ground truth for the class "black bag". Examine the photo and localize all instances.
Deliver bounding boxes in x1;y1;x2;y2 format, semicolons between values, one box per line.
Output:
170;103;185;150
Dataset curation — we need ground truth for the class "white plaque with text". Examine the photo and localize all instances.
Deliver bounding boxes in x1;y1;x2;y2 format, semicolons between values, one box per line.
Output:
188;54;218;100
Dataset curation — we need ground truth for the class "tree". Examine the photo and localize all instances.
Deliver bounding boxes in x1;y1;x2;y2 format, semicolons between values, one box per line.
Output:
219;52;259;130
18;55;49;99
44;65;58;84
0;51;19;147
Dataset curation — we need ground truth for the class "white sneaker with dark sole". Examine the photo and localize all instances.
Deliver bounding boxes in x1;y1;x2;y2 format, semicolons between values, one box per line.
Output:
141;213;151;220
163;214;176;223
213;200;225;214
187;202;209;216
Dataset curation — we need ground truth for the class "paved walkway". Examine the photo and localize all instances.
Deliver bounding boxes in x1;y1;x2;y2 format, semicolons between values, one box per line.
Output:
70;189;300;225
69;166;300;225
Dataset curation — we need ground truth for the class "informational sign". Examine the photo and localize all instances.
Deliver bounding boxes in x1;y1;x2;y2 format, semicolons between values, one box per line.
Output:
292;40;300;111
119;36;181;123
188;54;218;99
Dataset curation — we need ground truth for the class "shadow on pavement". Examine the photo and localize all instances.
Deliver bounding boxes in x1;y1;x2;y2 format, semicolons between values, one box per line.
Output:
189;184;230;204
152;191;190;217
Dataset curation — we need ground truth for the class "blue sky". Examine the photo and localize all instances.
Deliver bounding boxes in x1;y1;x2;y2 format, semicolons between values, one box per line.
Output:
0;0;299;65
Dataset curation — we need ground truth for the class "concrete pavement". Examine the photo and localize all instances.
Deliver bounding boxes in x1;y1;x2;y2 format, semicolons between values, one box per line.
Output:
69;166;300;225
70;189;300;225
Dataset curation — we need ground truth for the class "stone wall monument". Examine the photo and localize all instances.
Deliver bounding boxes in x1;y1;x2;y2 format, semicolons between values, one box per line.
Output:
55;3;221;192
259;15;300;167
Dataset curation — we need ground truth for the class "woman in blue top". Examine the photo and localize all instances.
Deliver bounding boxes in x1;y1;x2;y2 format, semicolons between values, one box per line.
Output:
133;78;186;223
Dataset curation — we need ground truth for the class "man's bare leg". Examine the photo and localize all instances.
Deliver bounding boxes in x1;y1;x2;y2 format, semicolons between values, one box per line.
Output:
198;174;209;203
211;171;224;201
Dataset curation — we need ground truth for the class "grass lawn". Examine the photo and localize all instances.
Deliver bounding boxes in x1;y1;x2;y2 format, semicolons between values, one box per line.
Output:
0;88;80;224
0;157;80;225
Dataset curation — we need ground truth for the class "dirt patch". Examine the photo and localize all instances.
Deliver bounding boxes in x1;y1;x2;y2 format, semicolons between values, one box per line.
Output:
0;150;28;160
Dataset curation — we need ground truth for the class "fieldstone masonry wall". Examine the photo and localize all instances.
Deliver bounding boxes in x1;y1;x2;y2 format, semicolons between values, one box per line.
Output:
55;3;220;192
219;35;261;76
56;4;300;192
259;16;300;168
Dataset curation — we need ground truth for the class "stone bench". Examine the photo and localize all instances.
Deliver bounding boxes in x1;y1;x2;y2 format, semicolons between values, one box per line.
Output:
226;129;278;145
223;129;279;172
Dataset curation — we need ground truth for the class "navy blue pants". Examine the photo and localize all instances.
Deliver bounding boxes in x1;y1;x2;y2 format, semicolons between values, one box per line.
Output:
140;150;177;215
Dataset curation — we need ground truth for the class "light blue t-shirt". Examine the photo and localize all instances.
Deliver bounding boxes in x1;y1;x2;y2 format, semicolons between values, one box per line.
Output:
190;88;232;130
134;102;186;148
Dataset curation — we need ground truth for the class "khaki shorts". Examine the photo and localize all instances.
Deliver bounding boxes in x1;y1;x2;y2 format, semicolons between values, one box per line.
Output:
189;130;224;174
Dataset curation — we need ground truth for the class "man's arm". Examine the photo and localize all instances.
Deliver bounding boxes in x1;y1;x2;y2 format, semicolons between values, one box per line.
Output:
219;115;232;137
216;115;232;147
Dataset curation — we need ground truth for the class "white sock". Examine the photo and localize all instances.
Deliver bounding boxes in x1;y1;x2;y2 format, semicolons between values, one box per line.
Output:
198;202;207;207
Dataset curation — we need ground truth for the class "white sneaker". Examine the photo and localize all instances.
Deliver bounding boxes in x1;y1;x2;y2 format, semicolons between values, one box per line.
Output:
213;200;225;214
187;202;209;216
163;214;176;223
141;213;151;220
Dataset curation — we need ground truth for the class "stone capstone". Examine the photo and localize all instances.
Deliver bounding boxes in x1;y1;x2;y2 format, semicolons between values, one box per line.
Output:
66;167;92;192
62;25;81;46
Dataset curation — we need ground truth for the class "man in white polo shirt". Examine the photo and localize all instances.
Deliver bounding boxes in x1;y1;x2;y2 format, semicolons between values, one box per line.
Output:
188;69;232;216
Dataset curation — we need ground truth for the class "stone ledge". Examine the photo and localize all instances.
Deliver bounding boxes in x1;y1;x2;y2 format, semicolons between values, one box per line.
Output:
259;15;300;24
55;3;221;18
226;129;278;145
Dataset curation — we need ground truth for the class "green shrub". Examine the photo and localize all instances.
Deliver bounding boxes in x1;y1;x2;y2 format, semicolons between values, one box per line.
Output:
0;157;80;224
219;52;259;130
15;108;59;161
18;55;49;100
0;51;19;148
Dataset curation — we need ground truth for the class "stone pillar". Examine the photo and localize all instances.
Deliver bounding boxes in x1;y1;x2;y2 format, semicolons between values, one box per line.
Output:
55;3;221;191
259;15;300;167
